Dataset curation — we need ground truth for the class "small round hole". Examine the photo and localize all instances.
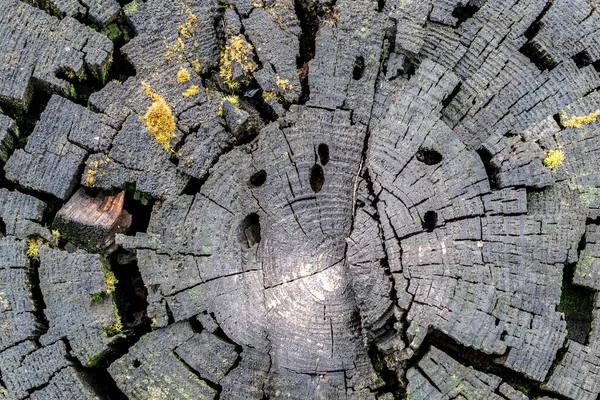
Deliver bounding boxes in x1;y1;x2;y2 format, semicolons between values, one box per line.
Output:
132;359;141;368
317;143;330;166
416;148;443;165
309;164;325;193
249;170;267;187
240;213;261;248
422;211;438;232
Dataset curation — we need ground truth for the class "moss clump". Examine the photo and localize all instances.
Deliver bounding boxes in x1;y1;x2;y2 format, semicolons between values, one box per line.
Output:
86;352;104;367
164;3;199;62
51;229;60;241
276;76;293;91
564;110;600;128
543;149;564;170
141;83;176;151
217;95;241;116
508;381;532;395
178;10;197;39
219;35;257;93
104;318;122;338
224;95;240;108
104;270;118;294
91;292;104;302
182;85;200;98
263;91;281;102
177;67;190;84
26;237;44;261
123;0;139;16
190;59;201;74
104;23;123;43
265;0;296;29
83;157;111;187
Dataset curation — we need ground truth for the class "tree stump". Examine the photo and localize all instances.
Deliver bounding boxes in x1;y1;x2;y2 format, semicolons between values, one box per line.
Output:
1;0;600;398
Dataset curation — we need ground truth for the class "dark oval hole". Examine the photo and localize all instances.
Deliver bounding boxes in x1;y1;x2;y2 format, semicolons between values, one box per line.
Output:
249;170;267;187
422;210;438;232
353;56;365;80
241;213;261;248
309;164;325;193
317;143;330;166
377;0;385;12
132;359;141;368
451;4;480;28
572;50;592;69
416;148;443;165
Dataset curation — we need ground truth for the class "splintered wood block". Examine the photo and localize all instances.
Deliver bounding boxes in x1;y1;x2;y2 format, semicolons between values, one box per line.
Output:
53;188;131;253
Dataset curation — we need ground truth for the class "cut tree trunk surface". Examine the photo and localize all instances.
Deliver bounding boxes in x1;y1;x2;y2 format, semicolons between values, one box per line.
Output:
1;0;600;399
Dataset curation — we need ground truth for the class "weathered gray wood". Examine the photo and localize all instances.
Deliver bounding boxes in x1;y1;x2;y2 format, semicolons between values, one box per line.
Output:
108;322;219;399
0;238;37;353
25;0;121;26
4;95;116;200
29;367;109;400
406;347;504;400
39;247;122;366
0;0;113;109
0;115;17;163
0;340;69;399
0;189;52;241
2;0;600;398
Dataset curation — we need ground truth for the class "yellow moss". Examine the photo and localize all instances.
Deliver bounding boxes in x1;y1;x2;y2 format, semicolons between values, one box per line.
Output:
51;230;60;246
265;0;296;29
190;59;201;74
263;90;281;102
84;157;111;187
105;317;122;337
26;237;43;261
104;270;118;294
224;95;240;108
185;11;197;29
563;110;600;128
178;25;192;38
84;167;97;186
276;75;293;91
219;35;256;93
543;149;565;170
164;1;199;62
183;85;200;98
217;95;241;116
176;67;190;84
141;83;176;151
